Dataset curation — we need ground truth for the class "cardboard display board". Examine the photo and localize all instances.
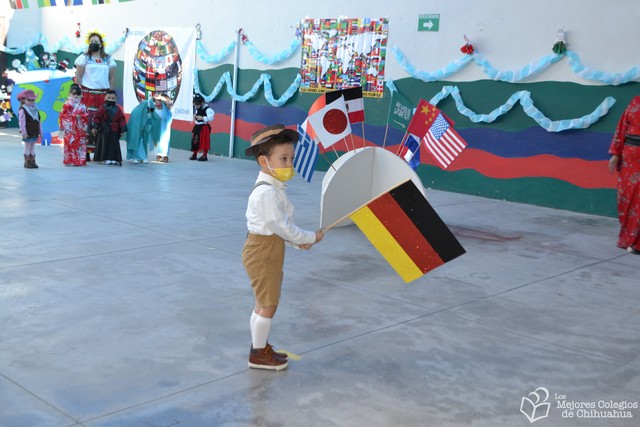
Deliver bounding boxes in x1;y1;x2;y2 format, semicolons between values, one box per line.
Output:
320;147;426;228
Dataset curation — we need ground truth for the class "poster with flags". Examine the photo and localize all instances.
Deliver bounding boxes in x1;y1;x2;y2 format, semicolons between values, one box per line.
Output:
307;95;352;148
424;113;468;169
325;86;365;124
348;179;465;283
123;27;196;121
294;122;319;183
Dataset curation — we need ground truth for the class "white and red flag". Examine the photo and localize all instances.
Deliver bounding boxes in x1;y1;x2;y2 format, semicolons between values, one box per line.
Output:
325;86;365;124
307;95;352;148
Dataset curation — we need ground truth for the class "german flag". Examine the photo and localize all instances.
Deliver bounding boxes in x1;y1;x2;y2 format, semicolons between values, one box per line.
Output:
349;179;465;282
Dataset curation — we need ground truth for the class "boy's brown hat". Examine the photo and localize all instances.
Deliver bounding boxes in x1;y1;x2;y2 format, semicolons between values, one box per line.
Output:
245;124;298;156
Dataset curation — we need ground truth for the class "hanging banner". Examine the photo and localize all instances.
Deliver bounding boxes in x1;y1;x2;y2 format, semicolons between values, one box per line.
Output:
123;27;196;121
299;18;388;98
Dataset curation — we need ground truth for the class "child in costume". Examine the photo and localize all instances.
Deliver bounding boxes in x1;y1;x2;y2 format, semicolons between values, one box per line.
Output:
242;124;324;371
190;93;214;161
126;95;172;164
92;89;127;165
17;89;42;169
59;84;89;166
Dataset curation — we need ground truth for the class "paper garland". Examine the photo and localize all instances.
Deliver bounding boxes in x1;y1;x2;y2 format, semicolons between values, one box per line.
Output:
1;32;127;55
429;85;615;132
193;69;301;107
390;45;640;86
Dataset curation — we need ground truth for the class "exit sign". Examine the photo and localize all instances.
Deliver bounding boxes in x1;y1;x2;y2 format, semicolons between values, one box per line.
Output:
418;14;440;32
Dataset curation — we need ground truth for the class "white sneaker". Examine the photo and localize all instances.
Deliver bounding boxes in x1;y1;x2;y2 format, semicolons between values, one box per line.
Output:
141;159;148;164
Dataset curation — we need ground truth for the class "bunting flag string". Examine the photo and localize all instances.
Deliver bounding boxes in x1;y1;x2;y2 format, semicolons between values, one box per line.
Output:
428;85;616;132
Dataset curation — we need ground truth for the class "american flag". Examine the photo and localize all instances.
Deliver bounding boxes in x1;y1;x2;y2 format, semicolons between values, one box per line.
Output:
423;113;467;169
294;123;319;183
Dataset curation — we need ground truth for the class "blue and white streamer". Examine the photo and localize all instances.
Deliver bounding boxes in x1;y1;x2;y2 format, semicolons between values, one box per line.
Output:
391;45;473;82
566;50;640;86
194;70;301;107
244;39;301;65
0;32;127;55
196;39;236;64
430;85;616;132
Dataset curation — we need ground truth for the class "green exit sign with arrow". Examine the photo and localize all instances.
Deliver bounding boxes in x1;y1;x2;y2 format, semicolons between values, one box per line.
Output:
418;14;440;32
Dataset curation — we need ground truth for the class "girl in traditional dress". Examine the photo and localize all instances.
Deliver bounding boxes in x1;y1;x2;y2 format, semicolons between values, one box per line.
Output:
59;85;89;166
190;94;214;161
608;96;640;254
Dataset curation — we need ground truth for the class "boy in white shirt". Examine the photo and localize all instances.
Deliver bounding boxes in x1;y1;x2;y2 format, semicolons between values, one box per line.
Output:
242;124;324;371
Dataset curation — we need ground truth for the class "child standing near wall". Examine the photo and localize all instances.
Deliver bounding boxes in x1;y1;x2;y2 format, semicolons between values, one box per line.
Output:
190;94;214;161
17;89;41;169
92;89;127;166
59;84;89;166
242;124;324;371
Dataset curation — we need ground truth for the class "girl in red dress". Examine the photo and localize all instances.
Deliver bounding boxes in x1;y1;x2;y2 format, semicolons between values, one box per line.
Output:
59;84;89;166
609;96;640;254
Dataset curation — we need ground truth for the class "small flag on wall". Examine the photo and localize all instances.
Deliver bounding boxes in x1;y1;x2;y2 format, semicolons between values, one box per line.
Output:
294;122;319;183
348;179;465;283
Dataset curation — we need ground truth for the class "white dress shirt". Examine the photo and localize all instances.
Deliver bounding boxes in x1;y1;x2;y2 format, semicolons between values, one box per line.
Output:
246;171;316;245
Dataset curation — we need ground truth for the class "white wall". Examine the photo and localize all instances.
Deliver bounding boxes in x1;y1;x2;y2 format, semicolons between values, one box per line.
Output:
5;0;640;84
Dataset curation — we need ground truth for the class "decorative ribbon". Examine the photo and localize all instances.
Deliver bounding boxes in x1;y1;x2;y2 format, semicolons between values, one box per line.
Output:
430;85;616;132
194;70;301;107
0;32;127;55
391;45;640;86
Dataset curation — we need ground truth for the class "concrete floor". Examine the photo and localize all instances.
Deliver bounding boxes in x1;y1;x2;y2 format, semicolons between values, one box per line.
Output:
0;128;639;427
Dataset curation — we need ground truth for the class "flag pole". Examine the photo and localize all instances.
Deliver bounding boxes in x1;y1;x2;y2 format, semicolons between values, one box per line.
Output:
382;90;395;148
316;139;337;171
395;132;409;156
361;122;366;149
322;178;412;232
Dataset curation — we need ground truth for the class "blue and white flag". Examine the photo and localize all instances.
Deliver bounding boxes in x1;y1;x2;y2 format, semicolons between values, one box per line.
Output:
294;121;319;183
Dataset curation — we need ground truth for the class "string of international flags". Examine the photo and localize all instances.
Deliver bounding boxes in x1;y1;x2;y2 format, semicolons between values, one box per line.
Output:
293;87;469;183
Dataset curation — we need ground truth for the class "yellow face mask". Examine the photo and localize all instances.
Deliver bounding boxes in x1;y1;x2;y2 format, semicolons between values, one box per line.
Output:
266;160;295;182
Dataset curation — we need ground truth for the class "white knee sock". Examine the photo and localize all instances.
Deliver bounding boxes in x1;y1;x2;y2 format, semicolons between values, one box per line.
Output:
252;315;271;349
250;310;258;335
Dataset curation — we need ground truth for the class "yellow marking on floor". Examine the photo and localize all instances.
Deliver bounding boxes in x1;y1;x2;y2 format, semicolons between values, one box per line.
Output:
277;349;301;360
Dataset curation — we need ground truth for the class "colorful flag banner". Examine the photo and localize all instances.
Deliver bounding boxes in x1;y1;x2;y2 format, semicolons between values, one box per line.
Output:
307;95;351;148
399;134;421;170
299;18;388;98
325;86;365;124
294;122;319;183
423;113;468;168
406;99;439;139
123;27;196;121
348;179;465;283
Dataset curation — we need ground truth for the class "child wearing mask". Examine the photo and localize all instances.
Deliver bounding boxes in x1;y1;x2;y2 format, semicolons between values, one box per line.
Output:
59;84;89;166
92;89;127;165
190;93;214;161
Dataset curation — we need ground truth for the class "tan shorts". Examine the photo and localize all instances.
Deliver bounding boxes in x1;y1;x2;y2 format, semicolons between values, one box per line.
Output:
242;233;285;307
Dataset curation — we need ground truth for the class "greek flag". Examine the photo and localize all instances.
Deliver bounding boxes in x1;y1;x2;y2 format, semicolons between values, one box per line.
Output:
294;122;319;183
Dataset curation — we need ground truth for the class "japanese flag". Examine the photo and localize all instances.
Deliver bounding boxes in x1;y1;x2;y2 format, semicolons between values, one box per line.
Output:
307;95;352;148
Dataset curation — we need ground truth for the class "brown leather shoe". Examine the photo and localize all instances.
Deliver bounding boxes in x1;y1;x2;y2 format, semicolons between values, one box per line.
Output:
251;343;288;359
249;345;288;371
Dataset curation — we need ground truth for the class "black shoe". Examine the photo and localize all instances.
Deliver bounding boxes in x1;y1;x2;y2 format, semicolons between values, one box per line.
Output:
630;248;640;255
189;153;197;160
197;155;208;161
